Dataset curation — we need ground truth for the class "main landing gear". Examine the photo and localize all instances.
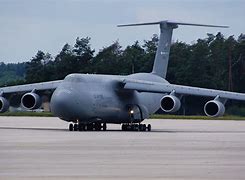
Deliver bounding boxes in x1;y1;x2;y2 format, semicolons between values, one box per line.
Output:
121;123;151;131
69;122;107;131
68;122;152;131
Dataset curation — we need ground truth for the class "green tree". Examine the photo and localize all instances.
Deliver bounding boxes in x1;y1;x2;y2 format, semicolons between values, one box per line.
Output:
232;36;245;93
208;32;228;90
73;37;95;73
167;41;191;85
141;34;158;73
54;37;94;79
121;41;145;75
92;41;122;74
25;51;54;83
54;43;76;79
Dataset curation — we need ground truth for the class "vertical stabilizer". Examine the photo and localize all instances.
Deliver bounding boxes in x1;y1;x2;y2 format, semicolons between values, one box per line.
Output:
152;22;177;78
118;20;228;78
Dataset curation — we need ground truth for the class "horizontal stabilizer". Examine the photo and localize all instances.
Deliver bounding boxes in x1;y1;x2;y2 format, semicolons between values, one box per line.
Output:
118;20;229;28
118;20;228;78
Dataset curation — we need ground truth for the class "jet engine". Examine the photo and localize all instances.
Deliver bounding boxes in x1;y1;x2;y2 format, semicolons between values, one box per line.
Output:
160;95;181;113
0;97;9;113
21;92;42;110
204;100;225;117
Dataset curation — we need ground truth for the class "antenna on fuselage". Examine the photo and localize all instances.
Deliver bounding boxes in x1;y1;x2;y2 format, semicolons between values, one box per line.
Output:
118;20;228;78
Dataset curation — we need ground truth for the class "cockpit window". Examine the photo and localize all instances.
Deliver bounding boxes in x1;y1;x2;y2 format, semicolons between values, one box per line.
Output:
64;75;84;83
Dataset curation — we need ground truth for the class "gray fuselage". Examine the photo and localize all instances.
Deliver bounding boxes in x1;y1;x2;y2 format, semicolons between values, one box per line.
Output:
50;73;168;124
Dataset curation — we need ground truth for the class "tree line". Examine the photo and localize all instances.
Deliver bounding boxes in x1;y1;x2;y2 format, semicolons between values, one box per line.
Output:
0;62;25;86
1;33;245;115
23;33;245;92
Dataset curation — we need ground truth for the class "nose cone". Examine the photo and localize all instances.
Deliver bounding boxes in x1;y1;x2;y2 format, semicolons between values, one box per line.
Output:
50;89;80;120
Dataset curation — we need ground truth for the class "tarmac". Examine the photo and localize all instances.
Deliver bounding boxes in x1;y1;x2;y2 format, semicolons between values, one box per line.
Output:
1;116;245;179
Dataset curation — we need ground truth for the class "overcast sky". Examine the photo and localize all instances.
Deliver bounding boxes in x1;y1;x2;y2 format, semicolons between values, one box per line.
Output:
0;0;244;63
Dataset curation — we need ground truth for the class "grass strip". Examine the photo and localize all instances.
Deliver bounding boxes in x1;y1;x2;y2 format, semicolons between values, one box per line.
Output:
0;111;54;117
150;114;245;120
0;111;244;120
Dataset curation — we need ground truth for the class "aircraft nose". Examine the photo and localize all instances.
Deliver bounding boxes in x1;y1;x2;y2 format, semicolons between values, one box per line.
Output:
50;89;79;119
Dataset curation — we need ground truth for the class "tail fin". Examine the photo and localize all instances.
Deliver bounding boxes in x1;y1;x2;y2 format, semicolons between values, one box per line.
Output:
118;20;228;78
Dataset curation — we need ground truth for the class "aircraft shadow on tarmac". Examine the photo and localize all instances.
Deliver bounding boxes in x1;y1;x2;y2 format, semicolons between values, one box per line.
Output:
1;126;245;133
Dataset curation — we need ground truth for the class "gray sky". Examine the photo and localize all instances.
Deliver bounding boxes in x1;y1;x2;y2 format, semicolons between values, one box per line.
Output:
0;0;244;63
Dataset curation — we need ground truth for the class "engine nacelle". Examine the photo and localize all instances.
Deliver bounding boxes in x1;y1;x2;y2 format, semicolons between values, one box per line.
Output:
160;95;181;113
21;92;42;110
0;97;9;113
204;100;225;117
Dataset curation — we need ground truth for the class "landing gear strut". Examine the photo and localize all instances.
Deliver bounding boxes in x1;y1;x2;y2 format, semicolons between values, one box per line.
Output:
121;123;151;131
68;122;107;131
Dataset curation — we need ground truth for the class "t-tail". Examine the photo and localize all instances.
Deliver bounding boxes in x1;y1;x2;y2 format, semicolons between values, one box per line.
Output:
118;20;228;78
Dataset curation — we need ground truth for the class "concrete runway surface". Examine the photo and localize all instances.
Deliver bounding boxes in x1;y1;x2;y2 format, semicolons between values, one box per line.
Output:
1;117;245;179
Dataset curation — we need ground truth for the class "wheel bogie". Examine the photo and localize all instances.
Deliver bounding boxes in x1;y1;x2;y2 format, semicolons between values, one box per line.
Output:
68;122;151;132
121;123;151;132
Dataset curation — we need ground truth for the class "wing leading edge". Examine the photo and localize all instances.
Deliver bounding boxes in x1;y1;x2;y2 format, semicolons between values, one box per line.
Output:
0;80;63;94
122;79;245;101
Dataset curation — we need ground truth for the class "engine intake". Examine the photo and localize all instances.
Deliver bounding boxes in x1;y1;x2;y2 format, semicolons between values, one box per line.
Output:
160;95;181;113
0;97;9;113
21;92;42;110
204;100;225;117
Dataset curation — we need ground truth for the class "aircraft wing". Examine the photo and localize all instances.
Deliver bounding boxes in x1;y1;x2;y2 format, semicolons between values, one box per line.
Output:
122;79;245;101
0;80;62;95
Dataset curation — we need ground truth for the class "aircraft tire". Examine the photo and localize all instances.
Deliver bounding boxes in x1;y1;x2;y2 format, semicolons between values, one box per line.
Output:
74;124;78;131
102;123;107;131
135;124;139;131
131;124;136;131
87;124;93;131
69;123;73;131
95;123;102;131
78;124;85;131
121;124;125;131
82;124;86;131
139;124;144;131
147;124;151;131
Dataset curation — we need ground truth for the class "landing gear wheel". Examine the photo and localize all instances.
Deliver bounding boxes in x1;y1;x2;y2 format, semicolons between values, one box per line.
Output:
78;124;85;131
139;124;144;131
87;124;93;131
95;123;102;131
126;124;131;131
69;123;73;131
74;124;78;131
147;124;151;131
130;124;134;131
121;124;125;131
122;124;127;131
102;123;107;131
135;124;139;131
121;123;149;131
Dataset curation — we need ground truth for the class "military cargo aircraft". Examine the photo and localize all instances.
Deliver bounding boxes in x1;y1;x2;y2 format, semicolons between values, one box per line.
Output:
1;20;245;131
